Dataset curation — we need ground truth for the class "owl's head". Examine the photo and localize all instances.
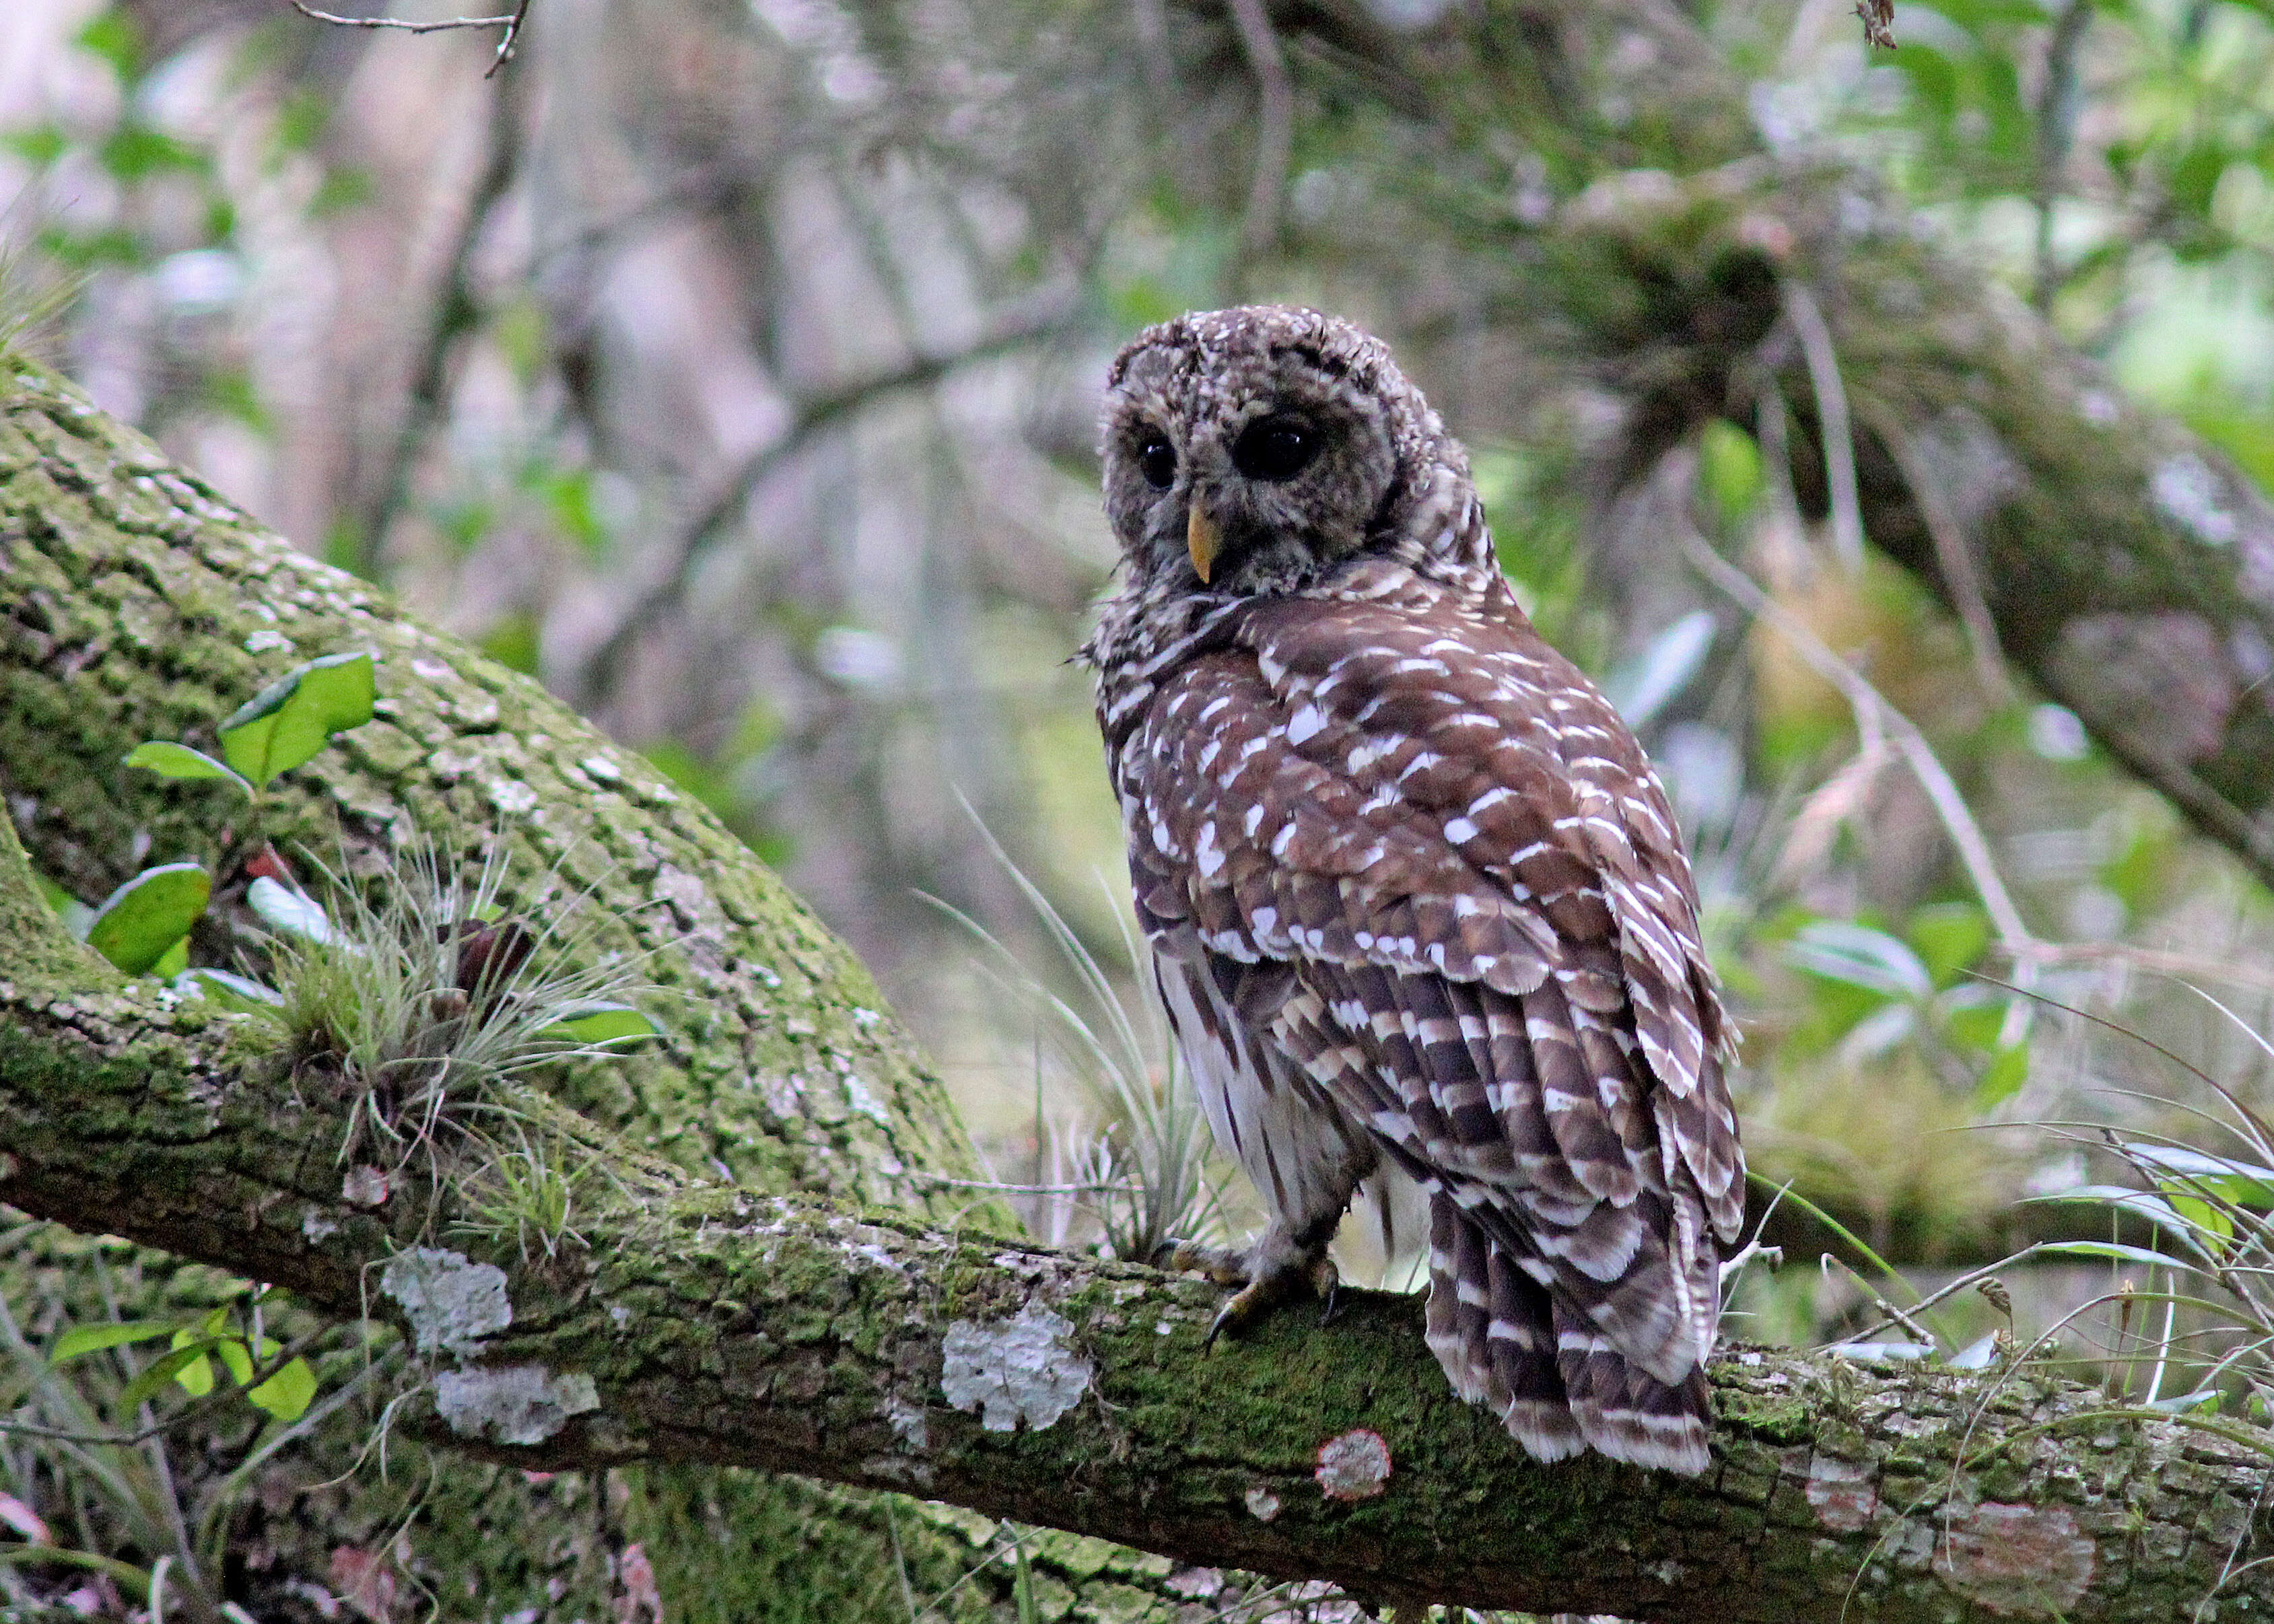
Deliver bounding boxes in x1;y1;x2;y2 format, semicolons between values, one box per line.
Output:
1099;306;1477;597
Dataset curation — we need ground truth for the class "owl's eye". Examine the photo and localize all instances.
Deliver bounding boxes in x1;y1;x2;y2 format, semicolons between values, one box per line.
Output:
1137;433;1177;490
1231;417;1318;482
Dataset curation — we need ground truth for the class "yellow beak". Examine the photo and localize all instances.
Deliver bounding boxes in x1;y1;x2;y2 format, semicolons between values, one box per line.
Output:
1187;503;1220;584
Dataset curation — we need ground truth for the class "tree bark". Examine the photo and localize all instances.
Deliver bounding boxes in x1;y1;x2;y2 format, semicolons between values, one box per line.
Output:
4;367;2271;1619
1;800;2269;1622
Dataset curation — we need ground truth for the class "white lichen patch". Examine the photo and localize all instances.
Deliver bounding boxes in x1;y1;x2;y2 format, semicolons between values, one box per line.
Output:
434;1365;599;1446
884;1397;929;1451
1244;1485;1282;1522
1314;1429;1391;1502
301;1209;339;1243
843;1076;892;1124
652;866;720;927
382;1247;512;1357
243;628;293;654
2152;452;2239;545
1165;1568;1225;1600
579;754;622;783
939;1304;1092;1432
488;778;539;816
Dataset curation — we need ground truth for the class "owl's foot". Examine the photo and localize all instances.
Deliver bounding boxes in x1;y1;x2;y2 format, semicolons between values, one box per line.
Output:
1156;1229;1338;1345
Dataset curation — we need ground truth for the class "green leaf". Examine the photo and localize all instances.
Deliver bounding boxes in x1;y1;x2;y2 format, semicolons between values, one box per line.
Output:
248;1355;317;1423
215;1336;256;1387
1697;417;1762;522
98;124;201;182
50;1322;178;1364
1905;901;1991;988
1787;921;1934;1001
179;967;285;1012
218;651;376;787
1972;1042;2030;1108
75;10;143;77
124;740;253;796
118;1343;216;1413
85;863;211;975
543;1003;662;1045
168;1329;215;1399
2166;1191;2235;1242
1943;997;2009;1052
2032;1240;2189;1269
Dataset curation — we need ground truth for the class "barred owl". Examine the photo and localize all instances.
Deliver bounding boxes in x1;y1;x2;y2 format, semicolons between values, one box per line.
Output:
1080;306;1745;1474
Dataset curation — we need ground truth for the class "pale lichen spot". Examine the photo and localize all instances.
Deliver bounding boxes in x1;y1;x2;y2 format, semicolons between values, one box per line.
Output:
381;1247;512;1357
488;779;539;816
579;754;622;783
939;1304;1092;1432
1244;1485;1282;1522
1803;1456;1877;1533
2152;452;2239;546
434;1365;598;1446
1165;1568;1225;1600
843;1075;892;1124
1930;1502;2095;1616
244;629;293;654
884;1397;929;1451
1315;1428;1391;1501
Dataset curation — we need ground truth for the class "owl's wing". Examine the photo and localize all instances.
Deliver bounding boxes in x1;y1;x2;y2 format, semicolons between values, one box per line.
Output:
1117;575;1743;1389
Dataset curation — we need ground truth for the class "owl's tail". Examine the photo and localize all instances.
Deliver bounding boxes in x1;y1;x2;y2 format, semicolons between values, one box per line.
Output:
1422;1195;1712;1475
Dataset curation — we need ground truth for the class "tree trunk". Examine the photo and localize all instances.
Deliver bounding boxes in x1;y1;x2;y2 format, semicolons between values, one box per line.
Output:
3;366;2270;1620
0;361;1105;1622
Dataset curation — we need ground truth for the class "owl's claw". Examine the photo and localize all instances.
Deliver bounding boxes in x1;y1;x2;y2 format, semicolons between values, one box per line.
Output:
1156;1233;1340;1345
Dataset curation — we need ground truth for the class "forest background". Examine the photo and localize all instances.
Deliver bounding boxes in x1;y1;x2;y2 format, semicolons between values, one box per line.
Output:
5;0;2274;1615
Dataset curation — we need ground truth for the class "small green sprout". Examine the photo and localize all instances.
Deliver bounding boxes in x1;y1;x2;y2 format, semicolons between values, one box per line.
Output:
83;863;209;975
79;650;378;977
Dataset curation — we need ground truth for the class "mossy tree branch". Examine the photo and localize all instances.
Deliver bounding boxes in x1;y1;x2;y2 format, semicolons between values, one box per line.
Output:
2;364;2270;1620
0;814;2268;1622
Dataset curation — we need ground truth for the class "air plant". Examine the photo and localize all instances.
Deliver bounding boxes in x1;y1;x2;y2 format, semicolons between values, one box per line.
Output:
928;814;1229;1265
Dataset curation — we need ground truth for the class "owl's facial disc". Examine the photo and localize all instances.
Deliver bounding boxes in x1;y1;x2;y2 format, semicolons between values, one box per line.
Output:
1104;383;1394;596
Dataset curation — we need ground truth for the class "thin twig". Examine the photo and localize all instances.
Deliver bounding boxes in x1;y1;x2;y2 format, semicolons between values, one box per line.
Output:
1681;529;2038;952
352;70;522;575
1865;405;2011;698
284;0;536;75
2032;0;2092;312
1781;280;1865;573
2006;940;2274;1000
1227;0;1294;261
577;299;1073;706
1873;1296;1941;1350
